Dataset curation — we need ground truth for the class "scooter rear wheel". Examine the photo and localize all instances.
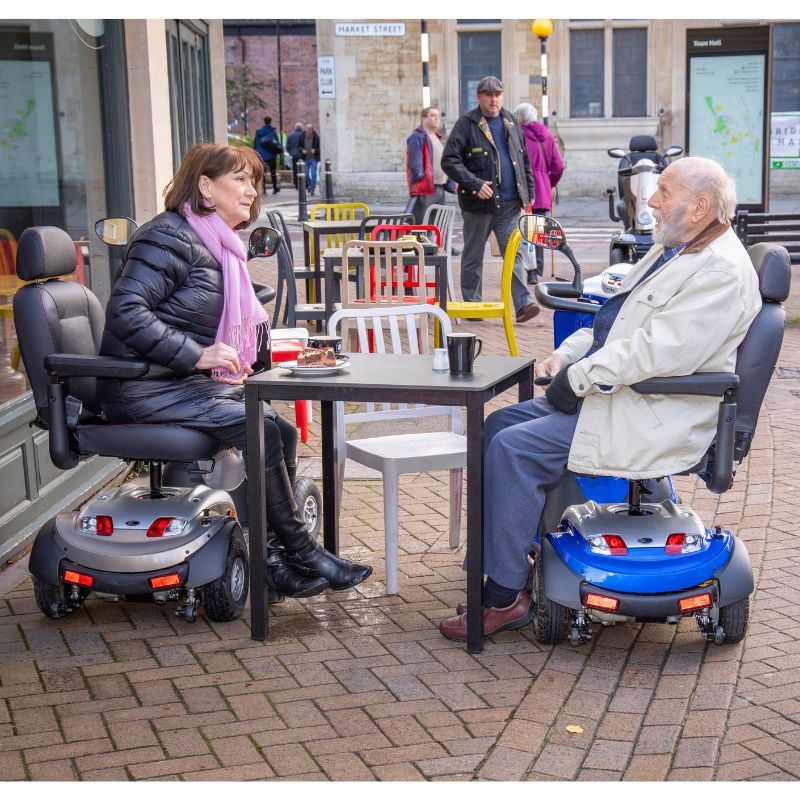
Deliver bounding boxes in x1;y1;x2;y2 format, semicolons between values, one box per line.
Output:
203;530;249;622
531;553;571;645
717;596;749;644
33;576;86;619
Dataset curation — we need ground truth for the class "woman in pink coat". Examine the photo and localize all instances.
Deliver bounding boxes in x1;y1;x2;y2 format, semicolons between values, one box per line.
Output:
514;103;565;284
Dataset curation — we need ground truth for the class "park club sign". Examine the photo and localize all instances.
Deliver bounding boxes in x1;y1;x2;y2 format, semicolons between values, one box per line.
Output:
334;22;406;37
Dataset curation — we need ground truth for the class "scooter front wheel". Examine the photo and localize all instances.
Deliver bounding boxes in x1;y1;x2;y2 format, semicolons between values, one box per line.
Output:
294;476;322;540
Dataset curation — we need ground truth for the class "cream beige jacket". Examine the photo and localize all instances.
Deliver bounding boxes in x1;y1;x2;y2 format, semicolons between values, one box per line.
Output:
554;226;761;478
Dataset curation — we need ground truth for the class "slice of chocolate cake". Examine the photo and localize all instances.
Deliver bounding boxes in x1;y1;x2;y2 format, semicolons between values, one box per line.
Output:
297;347;337;367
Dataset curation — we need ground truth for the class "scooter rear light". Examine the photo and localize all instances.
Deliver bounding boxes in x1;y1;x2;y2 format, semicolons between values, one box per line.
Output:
146;517;188;537
150;573;182;589
585;593;620;612
678;592;712;613
64;569;94;587
665;532;702;554
79;515;113;535
588;534;628;556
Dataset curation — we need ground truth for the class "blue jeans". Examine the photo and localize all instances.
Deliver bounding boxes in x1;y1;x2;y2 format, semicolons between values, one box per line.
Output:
306;158;319;193
479;397;579;590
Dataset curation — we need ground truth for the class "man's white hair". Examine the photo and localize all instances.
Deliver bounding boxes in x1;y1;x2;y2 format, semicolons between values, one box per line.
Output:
673;156;738;223
514;103;538;124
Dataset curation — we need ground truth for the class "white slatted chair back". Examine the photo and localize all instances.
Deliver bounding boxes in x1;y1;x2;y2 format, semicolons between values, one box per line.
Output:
327;304;462;430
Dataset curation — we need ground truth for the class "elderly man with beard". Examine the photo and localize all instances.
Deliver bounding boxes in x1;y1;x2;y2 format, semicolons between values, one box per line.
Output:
438;156;762;643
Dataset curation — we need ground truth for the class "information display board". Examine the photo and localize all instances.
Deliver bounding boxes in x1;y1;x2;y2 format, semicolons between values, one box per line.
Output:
0;31;60;207
686;27;771;211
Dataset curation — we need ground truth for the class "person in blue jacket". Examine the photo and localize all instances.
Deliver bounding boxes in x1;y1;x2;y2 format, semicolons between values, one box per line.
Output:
253;116;281;194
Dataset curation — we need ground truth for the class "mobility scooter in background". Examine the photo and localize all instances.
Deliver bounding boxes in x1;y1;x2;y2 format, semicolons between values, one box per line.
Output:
604;135;683;267
519;214;790;646
13;222;315;624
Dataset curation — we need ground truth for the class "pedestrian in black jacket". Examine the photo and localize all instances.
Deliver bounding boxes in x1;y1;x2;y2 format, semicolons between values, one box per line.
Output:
442;76;540;322
99;143;371;602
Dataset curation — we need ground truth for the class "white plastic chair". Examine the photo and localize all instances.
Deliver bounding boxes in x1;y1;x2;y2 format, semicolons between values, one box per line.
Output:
327;304;466;595
422;204;456;301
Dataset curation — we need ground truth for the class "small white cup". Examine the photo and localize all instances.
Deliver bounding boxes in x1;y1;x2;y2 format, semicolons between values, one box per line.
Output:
432;348;449;371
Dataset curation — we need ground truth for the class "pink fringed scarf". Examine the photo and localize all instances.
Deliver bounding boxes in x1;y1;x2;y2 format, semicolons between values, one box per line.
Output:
183;202;270;382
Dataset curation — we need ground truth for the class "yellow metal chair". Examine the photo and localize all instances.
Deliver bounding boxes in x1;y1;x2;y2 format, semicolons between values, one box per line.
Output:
445;229;521;356
306;203;370;302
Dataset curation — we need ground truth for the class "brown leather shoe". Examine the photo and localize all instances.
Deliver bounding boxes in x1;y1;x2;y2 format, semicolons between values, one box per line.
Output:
515;302;541;323
439;591;534;642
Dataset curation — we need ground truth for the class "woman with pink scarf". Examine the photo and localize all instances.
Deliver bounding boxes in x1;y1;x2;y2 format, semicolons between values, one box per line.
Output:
98;144;371;604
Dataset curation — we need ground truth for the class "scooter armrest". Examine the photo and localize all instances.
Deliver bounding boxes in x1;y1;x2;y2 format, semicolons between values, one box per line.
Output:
45;354;150;380
631;373;739;397
534;283;601;315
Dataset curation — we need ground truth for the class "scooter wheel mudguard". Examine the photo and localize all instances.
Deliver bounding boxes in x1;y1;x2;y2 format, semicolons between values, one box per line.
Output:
28;516;64;586
185;516;240;587
716;535;755;607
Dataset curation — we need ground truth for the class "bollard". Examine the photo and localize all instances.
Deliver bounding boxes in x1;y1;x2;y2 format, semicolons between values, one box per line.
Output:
324;159;334;202
297;159;308;222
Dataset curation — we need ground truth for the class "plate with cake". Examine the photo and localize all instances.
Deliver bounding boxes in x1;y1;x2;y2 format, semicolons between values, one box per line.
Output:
281;346;350;376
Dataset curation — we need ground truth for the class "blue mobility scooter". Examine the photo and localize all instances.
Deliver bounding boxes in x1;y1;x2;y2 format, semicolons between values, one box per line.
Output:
518;214;790;646
13;223;301;623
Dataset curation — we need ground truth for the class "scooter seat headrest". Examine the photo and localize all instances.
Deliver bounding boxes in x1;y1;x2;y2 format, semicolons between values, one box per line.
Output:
747;242;791;303
16;226;77;281
629;135;658;153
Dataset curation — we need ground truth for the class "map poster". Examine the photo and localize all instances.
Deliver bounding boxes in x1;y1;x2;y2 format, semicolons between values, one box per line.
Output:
686;26;771;210
0;31;60;207
688;54;766;205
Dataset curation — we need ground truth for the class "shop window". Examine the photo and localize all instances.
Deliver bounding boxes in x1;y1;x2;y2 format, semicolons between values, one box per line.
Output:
166;20;214;170
458;31;501;115
0;21;126;408
773;22;800;113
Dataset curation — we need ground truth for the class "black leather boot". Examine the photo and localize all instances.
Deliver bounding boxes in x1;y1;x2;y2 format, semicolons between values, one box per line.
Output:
265;527;329;598
264;460;372;590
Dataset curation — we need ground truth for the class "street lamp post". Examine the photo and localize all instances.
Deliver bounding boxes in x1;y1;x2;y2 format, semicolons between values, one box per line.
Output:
532;19;553;127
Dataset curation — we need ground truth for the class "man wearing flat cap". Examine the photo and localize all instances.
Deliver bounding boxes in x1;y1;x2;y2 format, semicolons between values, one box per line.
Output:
442;76;540;322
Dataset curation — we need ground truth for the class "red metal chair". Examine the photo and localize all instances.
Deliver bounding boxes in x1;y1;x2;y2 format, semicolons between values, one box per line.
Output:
365;224;442;294
269;339;310;443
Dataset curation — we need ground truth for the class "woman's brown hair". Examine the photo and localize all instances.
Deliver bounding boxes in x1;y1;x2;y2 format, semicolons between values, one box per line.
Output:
163;143;265;229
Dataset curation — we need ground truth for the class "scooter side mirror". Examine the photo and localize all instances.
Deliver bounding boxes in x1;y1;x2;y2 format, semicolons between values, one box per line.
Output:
519;214;583;294
664;145;683;158
95;217;138;246
607;148;626;158
518;214;564;252
248;226;282;260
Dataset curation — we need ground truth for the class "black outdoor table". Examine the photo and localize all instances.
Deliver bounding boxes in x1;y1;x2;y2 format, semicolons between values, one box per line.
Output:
245;352;535;653
321;246;450;321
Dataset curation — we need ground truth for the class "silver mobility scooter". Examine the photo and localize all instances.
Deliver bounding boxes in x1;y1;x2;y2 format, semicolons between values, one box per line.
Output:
523;215;790;645
13;223;302;623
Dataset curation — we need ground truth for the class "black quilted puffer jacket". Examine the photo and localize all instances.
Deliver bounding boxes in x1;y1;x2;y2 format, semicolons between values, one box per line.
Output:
100;211;222;373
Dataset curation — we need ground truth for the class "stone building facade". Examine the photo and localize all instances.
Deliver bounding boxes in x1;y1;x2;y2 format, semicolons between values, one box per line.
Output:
311;18;798;202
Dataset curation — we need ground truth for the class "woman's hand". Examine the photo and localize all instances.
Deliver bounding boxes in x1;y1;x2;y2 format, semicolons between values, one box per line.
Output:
195;343;241;375
535;352;565;380
214;365;255;385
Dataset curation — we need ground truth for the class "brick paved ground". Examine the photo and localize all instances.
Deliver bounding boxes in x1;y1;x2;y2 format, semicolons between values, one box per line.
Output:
2;196;799;781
